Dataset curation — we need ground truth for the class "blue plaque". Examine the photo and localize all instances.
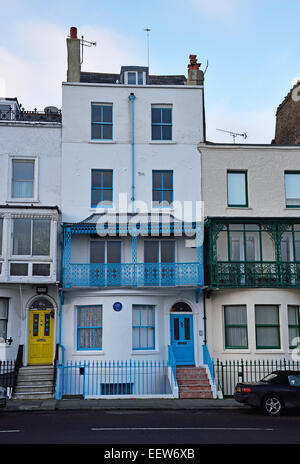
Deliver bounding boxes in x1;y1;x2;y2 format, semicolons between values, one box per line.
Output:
113;302;123;312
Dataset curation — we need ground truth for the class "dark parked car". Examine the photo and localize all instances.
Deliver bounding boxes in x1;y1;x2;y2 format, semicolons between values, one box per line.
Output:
0;386;7;409
234;370;300;416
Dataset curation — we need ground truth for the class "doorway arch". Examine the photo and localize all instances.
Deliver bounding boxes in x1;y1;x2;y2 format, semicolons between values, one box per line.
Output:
170;301;194;365
27;295;56;365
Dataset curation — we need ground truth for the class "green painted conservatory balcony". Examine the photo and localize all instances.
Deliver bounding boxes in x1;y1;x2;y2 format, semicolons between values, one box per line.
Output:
205;218;300;288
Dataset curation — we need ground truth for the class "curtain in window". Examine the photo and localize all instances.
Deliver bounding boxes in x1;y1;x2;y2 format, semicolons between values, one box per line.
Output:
32;219;50;255
0;299;8;340
132;305;155;349
13;218;31;255
77;306;102;350
224;305;247;348
288;305;300;347
255;305;280;348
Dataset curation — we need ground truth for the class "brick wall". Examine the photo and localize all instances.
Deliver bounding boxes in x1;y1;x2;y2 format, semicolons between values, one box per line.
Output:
274;81;300;144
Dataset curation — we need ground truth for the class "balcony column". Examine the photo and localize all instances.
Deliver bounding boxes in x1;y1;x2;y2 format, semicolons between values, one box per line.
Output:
63;227;72;288
196;224;204;286
132;233;137;287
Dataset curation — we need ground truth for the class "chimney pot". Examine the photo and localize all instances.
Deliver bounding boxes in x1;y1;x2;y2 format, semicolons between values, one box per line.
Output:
188;54;200;70
70;27;78;39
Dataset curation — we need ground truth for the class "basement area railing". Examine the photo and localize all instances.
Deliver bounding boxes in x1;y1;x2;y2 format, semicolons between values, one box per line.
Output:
55;359;176;399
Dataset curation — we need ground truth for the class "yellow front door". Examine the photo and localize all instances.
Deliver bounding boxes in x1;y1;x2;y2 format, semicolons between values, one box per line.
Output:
28;310;54;365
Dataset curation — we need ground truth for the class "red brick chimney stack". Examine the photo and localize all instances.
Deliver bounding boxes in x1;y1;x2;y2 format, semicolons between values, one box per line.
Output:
187;54;204;86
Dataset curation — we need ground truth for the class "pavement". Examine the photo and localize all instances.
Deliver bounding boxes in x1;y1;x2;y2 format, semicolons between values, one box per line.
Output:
3;397;244;412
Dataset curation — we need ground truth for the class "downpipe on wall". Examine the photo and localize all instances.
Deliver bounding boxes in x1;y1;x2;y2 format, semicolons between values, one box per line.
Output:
129;93;136;211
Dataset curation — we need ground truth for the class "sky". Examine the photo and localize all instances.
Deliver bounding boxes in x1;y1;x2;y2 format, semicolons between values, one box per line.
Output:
0;0;300;144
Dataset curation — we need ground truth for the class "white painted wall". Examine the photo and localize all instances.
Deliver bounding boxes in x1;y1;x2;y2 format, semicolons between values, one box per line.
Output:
62;83;204;223
199;144;300;218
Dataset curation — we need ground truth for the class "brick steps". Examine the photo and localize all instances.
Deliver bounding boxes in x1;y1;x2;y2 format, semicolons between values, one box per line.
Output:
176;367;213;399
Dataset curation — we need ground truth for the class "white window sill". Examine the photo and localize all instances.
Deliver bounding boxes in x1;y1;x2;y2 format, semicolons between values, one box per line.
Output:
6;199;40;204
89;140;116;144
148;141;176;145
131;350;159;355
226;207;252;210
72;351;105;356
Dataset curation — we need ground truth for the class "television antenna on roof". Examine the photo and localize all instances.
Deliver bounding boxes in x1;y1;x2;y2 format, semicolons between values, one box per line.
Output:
144;28;151;69
216;128;247;143
80;35;97;64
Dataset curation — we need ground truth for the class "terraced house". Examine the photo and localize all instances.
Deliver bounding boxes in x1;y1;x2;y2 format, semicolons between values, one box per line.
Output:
199;142;300;395
55;27;214;399
0;96;61;398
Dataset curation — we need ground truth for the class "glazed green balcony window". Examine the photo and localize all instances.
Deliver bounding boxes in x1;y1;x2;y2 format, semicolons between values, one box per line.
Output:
224;305;248;349
227;171;248;207
288;305;300;349
285;172;300;208
255;305;280;349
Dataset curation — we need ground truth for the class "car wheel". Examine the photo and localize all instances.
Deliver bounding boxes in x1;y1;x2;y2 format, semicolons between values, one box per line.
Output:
262;395;284;416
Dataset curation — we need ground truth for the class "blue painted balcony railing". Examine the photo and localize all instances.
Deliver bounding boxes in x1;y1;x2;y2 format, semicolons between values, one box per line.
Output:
63;262;202;288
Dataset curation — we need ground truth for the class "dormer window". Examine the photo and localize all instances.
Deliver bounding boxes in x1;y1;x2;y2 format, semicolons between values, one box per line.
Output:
126;71;145;85
120;66;148;86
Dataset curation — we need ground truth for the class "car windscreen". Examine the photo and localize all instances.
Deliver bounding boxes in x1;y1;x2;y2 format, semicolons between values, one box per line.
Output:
288;375;300;386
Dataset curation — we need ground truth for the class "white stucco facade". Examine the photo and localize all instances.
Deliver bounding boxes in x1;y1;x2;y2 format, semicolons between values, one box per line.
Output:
0;120;61;363
59;76;206;380
200;143;300;367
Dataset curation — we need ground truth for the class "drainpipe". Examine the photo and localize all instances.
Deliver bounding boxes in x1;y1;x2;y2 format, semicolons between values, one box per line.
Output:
129;93;136;209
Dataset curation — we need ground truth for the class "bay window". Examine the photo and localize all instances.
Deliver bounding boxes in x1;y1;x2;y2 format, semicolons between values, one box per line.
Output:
12;217;51;256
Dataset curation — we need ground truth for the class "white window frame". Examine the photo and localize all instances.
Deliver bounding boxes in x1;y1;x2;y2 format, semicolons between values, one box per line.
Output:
124;71;146;85
7;156;39;203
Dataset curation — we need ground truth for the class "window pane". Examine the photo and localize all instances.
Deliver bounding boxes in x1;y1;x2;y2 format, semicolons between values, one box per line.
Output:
92;170;102;187
92;189;102;206
10;263;28;276
91;105;102;122
246;234;257;261
295;233;300;260
288;305;299;325
285;173;300;206
144;241;159;263
230;236;242;261
225;305;247;325
161;241;175;263
162;108;172;123
102;189;112;202
32;264;50;276
162;189;173;204
227;172;247;206
152;189;161;203
138;72;143;85
255;305;279;324
256;326;279;348
0;299;8;319
90;241;105;263
13;160;34;180
151;108;161;124
102;171;113;188
162;125;172;140
32;219;50;256
13;218;31;255
102;124;112;140
12;181;33;198
151;125;161;140
162;171;173;189
226;327;248;348
152;172;162;189
91;124;102;139
102;106;112;123
107;241;121;263
128;72;136;85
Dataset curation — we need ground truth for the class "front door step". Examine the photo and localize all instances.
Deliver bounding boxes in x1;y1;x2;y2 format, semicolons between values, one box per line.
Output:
13;365;55;400
176;367;213;399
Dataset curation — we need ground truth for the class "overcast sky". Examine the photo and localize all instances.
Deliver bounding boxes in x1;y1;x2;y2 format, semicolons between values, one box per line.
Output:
0;0;299;143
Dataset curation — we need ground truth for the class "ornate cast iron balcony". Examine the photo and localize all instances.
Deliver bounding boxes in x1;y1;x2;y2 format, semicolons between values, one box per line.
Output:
205;217;300;289
63;262;201;288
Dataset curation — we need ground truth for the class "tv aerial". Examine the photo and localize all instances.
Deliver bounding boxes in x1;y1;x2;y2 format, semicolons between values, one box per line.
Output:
80;35;97;64
217;128;247;143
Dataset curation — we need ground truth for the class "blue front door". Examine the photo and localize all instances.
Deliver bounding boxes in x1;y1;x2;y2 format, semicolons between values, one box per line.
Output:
170;314;194;365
